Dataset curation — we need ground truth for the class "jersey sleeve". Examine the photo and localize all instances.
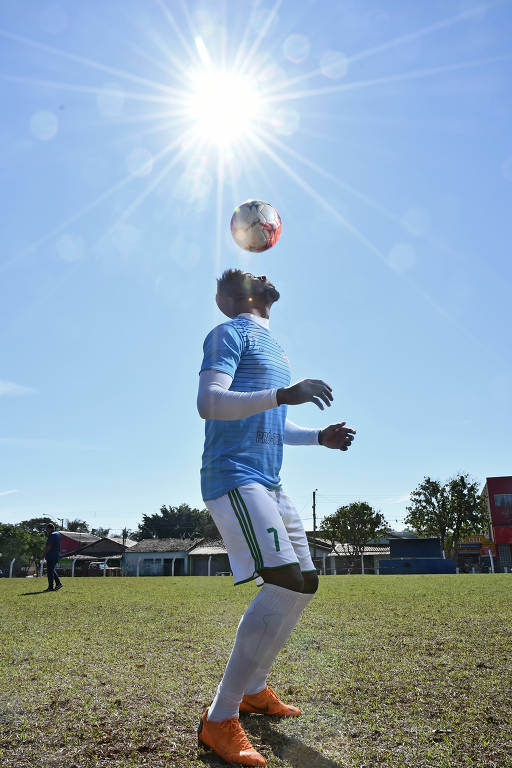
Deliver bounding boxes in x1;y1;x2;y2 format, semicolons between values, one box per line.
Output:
200;323;244;378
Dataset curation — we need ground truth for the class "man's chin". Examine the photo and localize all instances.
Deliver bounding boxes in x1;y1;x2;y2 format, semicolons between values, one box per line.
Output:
265;286;280;303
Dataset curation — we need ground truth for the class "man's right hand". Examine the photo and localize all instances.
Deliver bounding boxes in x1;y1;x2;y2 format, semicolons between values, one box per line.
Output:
277;379;333;410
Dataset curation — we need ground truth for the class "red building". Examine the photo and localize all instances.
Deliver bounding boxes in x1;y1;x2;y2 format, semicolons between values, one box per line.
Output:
483;476;512;570
58;531;99;556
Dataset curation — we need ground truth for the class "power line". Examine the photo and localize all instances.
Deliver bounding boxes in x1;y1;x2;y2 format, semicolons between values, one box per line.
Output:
316;494;411;499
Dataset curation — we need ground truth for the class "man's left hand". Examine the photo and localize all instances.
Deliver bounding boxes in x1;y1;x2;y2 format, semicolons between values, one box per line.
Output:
319;422;356;451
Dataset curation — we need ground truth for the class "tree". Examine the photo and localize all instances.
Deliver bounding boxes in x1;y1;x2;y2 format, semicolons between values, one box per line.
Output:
319;502;389;570
405;473;487;555
0;524;46;574
18;517;56;533
91;527;110;538
133;504;219;541
66;519;90;532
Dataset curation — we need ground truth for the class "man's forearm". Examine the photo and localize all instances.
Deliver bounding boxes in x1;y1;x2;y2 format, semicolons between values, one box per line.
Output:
284;419;321;446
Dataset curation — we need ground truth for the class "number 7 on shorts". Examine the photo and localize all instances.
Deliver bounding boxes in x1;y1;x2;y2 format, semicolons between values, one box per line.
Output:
267;527;280;552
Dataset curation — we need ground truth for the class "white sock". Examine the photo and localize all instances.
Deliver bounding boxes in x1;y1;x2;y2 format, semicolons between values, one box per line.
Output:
244;590;314;696
207;583;304;722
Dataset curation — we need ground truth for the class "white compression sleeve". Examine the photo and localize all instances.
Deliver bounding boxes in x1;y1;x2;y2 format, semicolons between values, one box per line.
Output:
197;370;278;421
284;418;320;446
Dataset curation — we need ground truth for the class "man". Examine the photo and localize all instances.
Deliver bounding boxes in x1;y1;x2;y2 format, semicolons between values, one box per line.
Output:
42;523;63;592
196;269;356;766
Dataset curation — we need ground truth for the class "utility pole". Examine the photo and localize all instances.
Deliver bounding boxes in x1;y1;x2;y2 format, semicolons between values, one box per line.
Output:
59;518;64;530
312;489;318;563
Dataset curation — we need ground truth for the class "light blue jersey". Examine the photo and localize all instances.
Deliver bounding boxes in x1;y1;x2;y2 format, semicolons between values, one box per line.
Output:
200;315;291;500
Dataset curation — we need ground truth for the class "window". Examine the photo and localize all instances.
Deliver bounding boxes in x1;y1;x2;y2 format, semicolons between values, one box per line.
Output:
494;494;512;524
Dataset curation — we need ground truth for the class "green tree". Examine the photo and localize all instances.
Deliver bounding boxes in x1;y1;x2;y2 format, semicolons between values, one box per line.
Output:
66;519;90;532
133;504;219;541
319;502;388;570
91;527;110;538
18;517;55;533
0;524;45;574
405;473;487;555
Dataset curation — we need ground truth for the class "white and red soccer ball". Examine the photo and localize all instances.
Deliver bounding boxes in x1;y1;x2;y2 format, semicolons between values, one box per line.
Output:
230;200;282;253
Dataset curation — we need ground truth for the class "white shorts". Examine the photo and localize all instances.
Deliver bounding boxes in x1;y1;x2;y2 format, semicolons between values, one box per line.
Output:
205;482;316;585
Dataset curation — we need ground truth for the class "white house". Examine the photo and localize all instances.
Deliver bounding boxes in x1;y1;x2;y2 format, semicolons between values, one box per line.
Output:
122;538;202;576
121;533;391;577
188;540;231;576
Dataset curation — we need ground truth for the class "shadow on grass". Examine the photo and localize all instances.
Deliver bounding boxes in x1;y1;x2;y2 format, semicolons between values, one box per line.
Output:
199;717;346;768
18;589;53;596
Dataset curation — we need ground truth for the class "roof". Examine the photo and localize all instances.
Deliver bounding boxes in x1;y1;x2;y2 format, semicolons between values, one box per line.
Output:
189;539;227;556
305;533;333;551
305;530;395;555
388;535;440;542
366;531;417;545
77;536;137;554
109;537;137;547
59;554;123;561
333;544;390;556
59;531;100;545
127;537;203;553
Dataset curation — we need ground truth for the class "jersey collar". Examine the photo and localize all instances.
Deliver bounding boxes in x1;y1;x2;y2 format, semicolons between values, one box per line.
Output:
238;312;270;330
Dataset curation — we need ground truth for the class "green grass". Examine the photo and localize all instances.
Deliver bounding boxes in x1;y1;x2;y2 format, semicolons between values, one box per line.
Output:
1;575;511;768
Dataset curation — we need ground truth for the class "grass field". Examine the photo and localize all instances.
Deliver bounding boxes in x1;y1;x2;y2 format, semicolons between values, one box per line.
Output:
1;575;511;768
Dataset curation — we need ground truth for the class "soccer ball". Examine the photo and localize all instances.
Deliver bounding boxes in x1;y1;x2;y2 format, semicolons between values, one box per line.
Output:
230;200;282;252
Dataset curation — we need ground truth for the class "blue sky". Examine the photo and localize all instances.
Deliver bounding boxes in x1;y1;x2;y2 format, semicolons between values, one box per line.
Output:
1;0;511;536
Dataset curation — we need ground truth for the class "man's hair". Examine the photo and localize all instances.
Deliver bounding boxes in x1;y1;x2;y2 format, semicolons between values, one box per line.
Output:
46;523;55;531
216;269;252;299
216;269;280;304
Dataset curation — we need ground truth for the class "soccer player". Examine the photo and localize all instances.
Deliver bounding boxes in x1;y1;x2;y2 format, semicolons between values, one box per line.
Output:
196;270;355;766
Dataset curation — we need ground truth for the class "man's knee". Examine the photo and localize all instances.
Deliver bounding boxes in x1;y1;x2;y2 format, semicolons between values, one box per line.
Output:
259;563;304;593
302;571;319;594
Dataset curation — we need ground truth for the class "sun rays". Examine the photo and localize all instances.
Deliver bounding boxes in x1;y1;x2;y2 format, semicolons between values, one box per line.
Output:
0;0;510;295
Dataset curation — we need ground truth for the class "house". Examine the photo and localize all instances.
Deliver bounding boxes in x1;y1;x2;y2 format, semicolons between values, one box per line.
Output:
57;536;138;577
305;532;390;574
58;531;100;556
76;536;137;558
188;540;231;576
122;538;203;576
304;533;334;572
58;553;124;577
454;535;496;572
120;532;394;577
482;476;512;570
330;543;390;574
379;537;455;574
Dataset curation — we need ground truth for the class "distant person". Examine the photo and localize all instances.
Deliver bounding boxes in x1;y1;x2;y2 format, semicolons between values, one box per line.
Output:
196;269;356;766
43;523;63;592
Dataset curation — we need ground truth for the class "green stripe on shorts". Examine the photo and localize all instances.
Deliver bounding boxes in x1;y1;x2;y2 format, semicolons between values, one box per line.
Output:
228;490;262;572
234;488;264;571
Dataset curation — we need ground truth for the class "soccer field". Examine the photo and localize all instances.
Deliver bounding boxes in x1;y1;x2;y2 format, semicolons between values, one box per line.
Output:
1;575;511;768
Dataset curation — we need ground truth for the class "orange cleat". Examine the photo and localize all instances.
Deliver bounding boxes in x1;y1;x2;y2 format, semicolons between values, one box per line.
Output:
197;710;266;766
239;686;301;717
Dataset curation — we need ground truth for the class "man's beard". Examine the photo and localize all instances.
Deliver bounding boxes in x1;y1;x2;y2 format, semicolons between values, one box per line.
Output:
263;284;280;303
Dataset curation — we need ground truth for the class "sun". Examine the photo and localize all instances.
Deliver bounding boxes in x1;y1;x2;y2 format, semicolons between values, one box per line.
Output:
185;67;265;148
